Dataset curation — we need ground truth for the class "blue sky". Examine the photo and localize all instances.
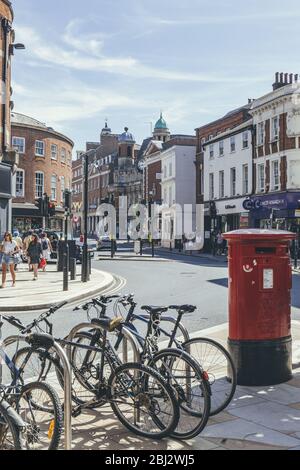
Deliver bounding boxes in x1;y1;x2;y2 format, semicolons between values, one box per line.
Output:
12;0;300;152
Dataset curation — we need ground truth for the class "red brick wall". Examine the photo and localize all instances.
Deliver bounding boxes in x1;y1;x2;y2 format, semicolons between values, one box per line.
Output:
12;125;73;205
146;160;161;202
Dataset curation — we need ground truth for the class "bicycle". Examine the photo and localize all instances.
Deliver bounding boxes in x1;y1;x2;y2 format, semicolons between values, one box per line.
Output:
0;316;64;450
0;399;26;450
78;294;236;416
3;306;180;441
72;297;212;440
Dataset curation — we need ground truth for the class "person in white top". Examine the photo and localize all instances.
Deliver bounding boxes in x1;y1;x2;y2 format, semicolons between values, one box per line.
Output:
0;232;19;288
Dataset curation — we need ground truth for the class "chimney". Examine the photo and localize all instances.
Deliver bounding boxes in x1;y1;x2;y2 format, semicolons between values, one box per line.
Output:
273;72;299;91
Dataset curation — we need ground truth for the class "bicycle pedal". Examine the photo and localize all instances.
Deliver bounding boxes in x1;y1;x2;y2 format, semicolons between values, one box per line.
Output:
72;407;82;418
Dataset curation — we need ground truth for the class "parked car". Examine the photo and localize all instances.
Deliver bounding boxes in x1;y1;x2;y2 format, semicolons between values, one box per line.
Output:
98;234;112;250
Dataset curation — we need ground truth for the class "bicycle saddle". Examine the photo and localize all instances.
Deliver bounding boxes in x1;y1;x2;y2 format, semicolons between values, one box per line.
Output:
168;305;197;314
141;306;168;315
91;317;123;332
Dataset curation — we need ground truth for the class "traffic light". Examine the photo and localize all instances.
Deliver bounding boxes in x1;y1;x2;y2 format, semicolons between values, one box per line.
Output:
43;194;50;217
48;203;56;217
64;190;72;210
35;198;43;215
209;201;217;219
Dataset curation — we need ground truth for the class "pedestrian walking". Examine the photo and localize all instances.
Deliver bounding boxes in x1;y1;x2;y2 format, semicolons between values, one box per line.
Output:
13;230;23;270
23;230;33;271
0;232;19;288
40;232;52;272
27;234;42;281
216;230;224;256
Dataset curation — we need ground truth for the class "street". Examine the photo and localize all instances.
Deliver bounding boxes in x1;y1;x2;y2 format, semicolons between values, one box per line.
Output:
3;250;299;339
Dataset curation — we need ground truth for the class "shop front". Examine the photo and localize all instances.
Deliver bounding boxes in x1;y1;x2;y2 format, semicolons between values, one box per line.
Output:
249;192;300;232
12;205;64;234
203;198;249;253
0;163;12;237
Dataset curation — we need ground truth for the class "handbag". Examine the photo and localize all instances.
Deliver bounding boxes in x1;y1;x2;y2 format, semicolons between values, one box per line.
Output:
39;258;46;269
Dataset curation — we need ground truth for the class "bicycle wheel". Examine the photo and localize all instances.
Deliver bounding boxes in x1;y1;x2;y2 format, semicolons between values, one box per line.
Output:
109;363;179;440
150;348;211;440
0;401;24;450
13;347;63;387
16;381;63;450
183;338;237;416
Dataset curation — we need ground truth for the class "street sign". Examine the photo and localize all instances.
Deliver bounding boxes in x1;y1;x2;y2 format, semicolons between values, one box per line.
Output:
73;216;79;223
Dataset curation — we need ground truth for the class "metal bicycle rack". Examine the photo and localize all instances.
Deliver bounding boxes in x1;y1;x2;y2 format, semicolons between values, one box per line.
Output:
2;335;73;451
66;322;141;363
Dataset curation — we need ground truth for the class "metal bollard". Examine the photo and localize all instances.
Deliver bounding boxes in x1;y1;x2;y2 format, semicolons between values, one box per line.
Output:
152;239;155;258
70;257;76;281
139;238;143;256
88;253;92;276
63;244;69;292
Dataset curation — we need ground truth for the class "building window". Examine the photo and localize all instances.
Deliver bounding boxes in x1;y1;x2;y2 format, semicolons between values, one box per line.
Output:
230;136;236;153
209;173;214;199
127;146;132;157
272;160;279;190
169;162;172;177
61;176;65;202
35;140;45;157
163;165;167;178
219;171;224;199
230;167;236;197
51;175;57;201
257;123;264;146
243;164;249;194
271;116;279;141
12;137;25;153
209;144;214;159
35;172;44;199
257;164;265;192
61;148;66;163
51;144;58;160
15;170;25;197
200;137;205;152
68;150;72;164
243;131;249;149
219;141;224;157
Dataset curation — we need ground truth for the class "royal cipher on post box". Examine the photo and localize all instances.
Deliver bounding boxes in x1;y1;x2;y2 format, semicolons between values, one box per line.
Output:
223;229;296;386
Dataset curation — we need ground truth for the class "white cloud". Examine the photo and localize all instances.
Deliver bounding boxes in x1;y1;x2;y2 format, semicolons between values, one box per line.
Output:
15;22;267;84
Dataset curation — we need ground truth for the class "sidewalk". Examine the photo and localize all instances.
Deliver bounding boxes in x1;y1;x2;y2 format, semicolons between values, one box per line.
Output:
64;321;300;451
0;264;124;312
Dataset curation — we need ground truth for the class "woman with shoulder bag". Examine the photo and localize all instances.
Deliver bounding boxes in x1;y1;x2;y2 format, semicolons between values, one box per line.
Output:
27;234;42;281
1;232;19;288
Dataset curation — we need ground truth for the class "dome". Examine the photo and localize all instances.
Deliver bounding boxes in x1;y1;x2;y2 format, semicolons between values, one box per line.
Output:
154;112;168;130
118;127;135;142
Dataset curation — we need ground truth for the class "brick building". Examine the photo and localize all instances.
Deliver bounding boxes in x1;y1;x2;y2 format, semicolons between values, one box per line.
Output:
11;112;74;233
72;122;142;238
0;0;19;237
248;73;300;232
195;103;252;251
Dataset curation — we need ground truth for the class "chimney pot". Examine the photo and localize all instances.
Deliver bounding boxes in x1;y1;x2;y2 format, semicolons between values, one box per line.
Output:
289;73;293;84
284;73;289;83
275;72;279;83
280;73;284;83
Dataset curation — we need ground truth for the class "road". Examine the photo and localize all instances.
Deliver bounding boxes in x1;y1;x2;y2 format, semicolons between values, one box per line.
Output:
2;250;300;341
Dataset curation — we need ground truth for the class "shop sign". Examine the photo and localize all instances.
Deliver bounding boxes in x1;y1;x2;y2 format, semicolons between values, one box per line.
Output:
225;205;236;210
296;210;300;218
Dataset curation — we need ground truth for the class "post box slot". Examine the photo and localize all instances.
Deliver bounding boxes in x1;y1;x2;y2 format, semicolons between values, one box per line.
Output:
255;247;276;254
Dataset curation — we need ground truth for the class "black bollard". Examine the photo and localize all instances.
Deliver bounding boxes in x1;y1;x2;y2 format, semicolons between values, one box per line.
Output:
70;257;76;281
152;239;155;258
63;243;69;291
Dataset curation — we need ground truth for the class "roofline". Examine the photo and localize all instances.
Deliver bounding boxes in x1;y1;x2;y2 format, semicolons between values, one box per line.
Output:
12;121;74;147
195;105;251;132
202;120;253;147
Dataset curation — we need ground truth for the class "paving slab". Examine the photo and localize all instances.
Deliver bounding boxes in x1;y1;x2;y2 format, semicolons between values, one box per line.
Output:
0;264;124;311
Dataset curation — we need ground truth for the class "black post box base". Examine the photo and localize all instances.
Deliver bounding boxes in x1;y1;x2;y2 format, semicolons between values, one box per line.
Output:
228;337;292;386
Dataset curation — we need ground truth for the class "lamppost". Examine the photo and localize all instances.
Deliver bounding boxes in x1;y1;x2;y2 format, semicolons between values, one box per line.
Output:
81;149;96;283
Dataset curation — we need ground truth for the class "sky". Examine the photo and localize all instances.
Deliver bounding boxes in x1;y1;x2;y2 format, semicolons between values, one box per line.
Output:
11;0;300;153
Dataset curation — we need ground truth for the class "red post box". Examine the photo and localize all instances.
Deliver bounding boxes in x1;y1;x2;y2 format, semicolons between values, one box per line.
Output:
223;229;296;386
